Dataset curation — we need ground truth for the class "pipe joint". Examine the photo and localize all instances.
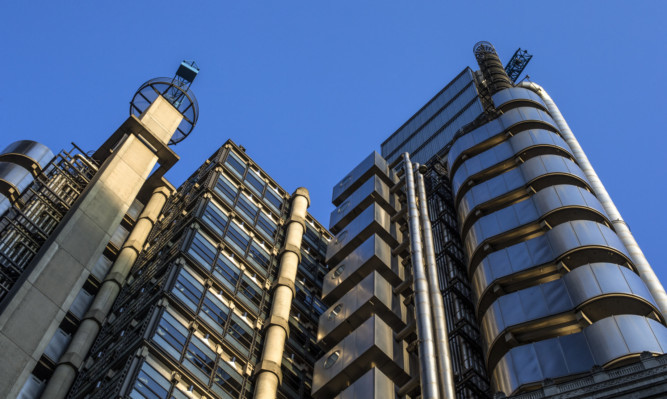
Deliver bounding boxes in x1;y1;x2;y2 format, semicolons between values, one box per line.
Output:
287;213;306;231
272;277;296;297
265;315;290;337
82;309;106;326
279;243;302;263
255;359;283;384
58;352;85;370
103;272;125;289
292;187;310;207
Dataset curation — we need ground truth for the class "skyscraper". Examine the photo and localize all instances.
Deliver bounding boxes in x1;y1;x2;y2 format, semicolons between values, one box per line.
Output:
311;41;667;398
2;41;667;399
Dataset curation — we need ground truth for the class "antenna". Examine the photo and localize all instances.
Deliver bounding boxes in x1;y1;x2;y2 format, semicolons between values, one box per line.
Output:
130;61;201;145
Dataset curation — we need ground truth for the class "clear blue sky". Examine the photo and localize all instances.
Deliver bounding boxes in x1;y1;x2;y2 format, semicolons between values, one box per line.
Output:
2;2;666;283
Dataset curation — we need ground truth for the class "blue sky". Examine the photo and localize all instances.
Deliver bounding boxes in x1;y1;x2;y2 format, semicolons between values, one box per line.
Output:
2;2;666;283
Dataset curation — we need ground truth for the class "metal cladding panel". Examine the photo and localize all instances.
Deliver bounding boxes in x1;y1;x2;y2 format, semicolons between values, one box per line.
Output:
447;107;559;172
451;130;574;194
458;155;589;226
491;87;547;111
332;152;395;207
472;221;632;309
334;368;395;399
0;161;35;195
0;140;54;171
311;315;411;399
326;203;399;268
464;184;609;259
329;175;399;235
480;263;660;358
492;315;667;395
318;271;406;348
322;234;404;306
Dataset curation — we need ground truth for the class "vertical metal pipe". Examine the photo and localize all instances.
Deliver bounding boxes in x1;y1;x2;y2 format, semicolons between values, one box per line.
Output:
518;81;667;321
403;153;440;399
415;165;457;399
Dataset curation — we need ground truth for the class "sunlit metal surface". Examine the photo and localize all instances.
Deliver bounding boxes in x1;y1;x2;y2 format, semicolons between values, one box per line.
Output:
491;315;667;395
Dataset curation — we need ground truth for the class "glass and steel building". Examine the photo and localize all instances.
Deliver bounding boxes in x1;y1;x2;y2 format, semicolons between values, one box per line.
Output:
311;41;667;399
65;140;330;399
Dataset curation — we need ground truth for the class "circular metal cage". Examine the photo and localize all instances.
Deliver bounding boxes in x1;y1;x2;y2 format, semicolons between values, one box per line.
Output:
130;77;199;145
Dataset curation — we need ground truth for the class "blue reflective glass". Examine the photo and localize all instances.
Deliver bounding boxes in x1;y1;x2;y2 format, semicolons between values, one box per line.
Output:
132;363;170;399
172;269;204;311
213;255;240;292
215;175;238;205
188;232;217;268
153;312;188;360
203;202;228;237
225;222;250;254
200;292;229;331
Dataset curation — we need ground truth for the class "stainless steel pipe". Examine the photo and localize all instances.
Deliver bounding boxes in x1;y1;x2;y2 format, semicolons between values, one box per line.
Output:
415;165;457;399
518;81;667;321
403;153;441;399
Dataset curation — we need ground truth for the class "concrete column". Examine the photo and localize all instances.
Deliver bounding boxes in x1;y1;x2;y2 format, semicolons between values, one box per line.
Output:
0;95;182;398
41;186;171;399
253;188;310;399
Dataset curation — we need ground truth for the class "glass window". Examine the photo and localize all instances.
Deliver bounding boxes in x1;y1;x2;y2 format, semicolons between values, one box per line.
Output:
227;314;253;353
236;194;259;223
188;231;218;268
215;174;238;205
264;190;282;212
172;268;204;311
183;335;216;384
131;362;170;399
203;201;228;237
225;152;246;178
200;291;229;331
225;222;250;255
213;254;241;293
212;361;243;398
247;241;270;275
153;311;188;360
238;275;262;310
256;212;277;241
245;169;265;196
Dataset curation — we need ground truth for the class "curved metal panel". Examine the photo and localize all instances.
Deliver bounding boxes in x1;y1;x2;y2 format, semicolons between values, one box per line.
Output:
0;161;35;197
458;155;590;228
465;184;609;259
472;221;632;310
447;107;560;173
492;87;547;111
480;263;660;365
491;315;667;395
0;140;54;171
451;129;573;195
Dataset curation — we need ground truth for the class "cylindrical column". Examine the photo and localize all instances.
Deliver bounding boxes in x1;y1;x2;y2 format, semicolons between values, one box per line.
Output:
518;81;667;321
254;188;310;399
403;154;440;399
41;186;171;399
415;165;457;399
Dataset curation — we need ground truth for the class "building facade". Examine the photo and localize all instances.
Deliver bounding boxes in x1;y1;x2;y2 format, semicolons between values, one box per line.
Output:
2;42;667;399
310;41;667;399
